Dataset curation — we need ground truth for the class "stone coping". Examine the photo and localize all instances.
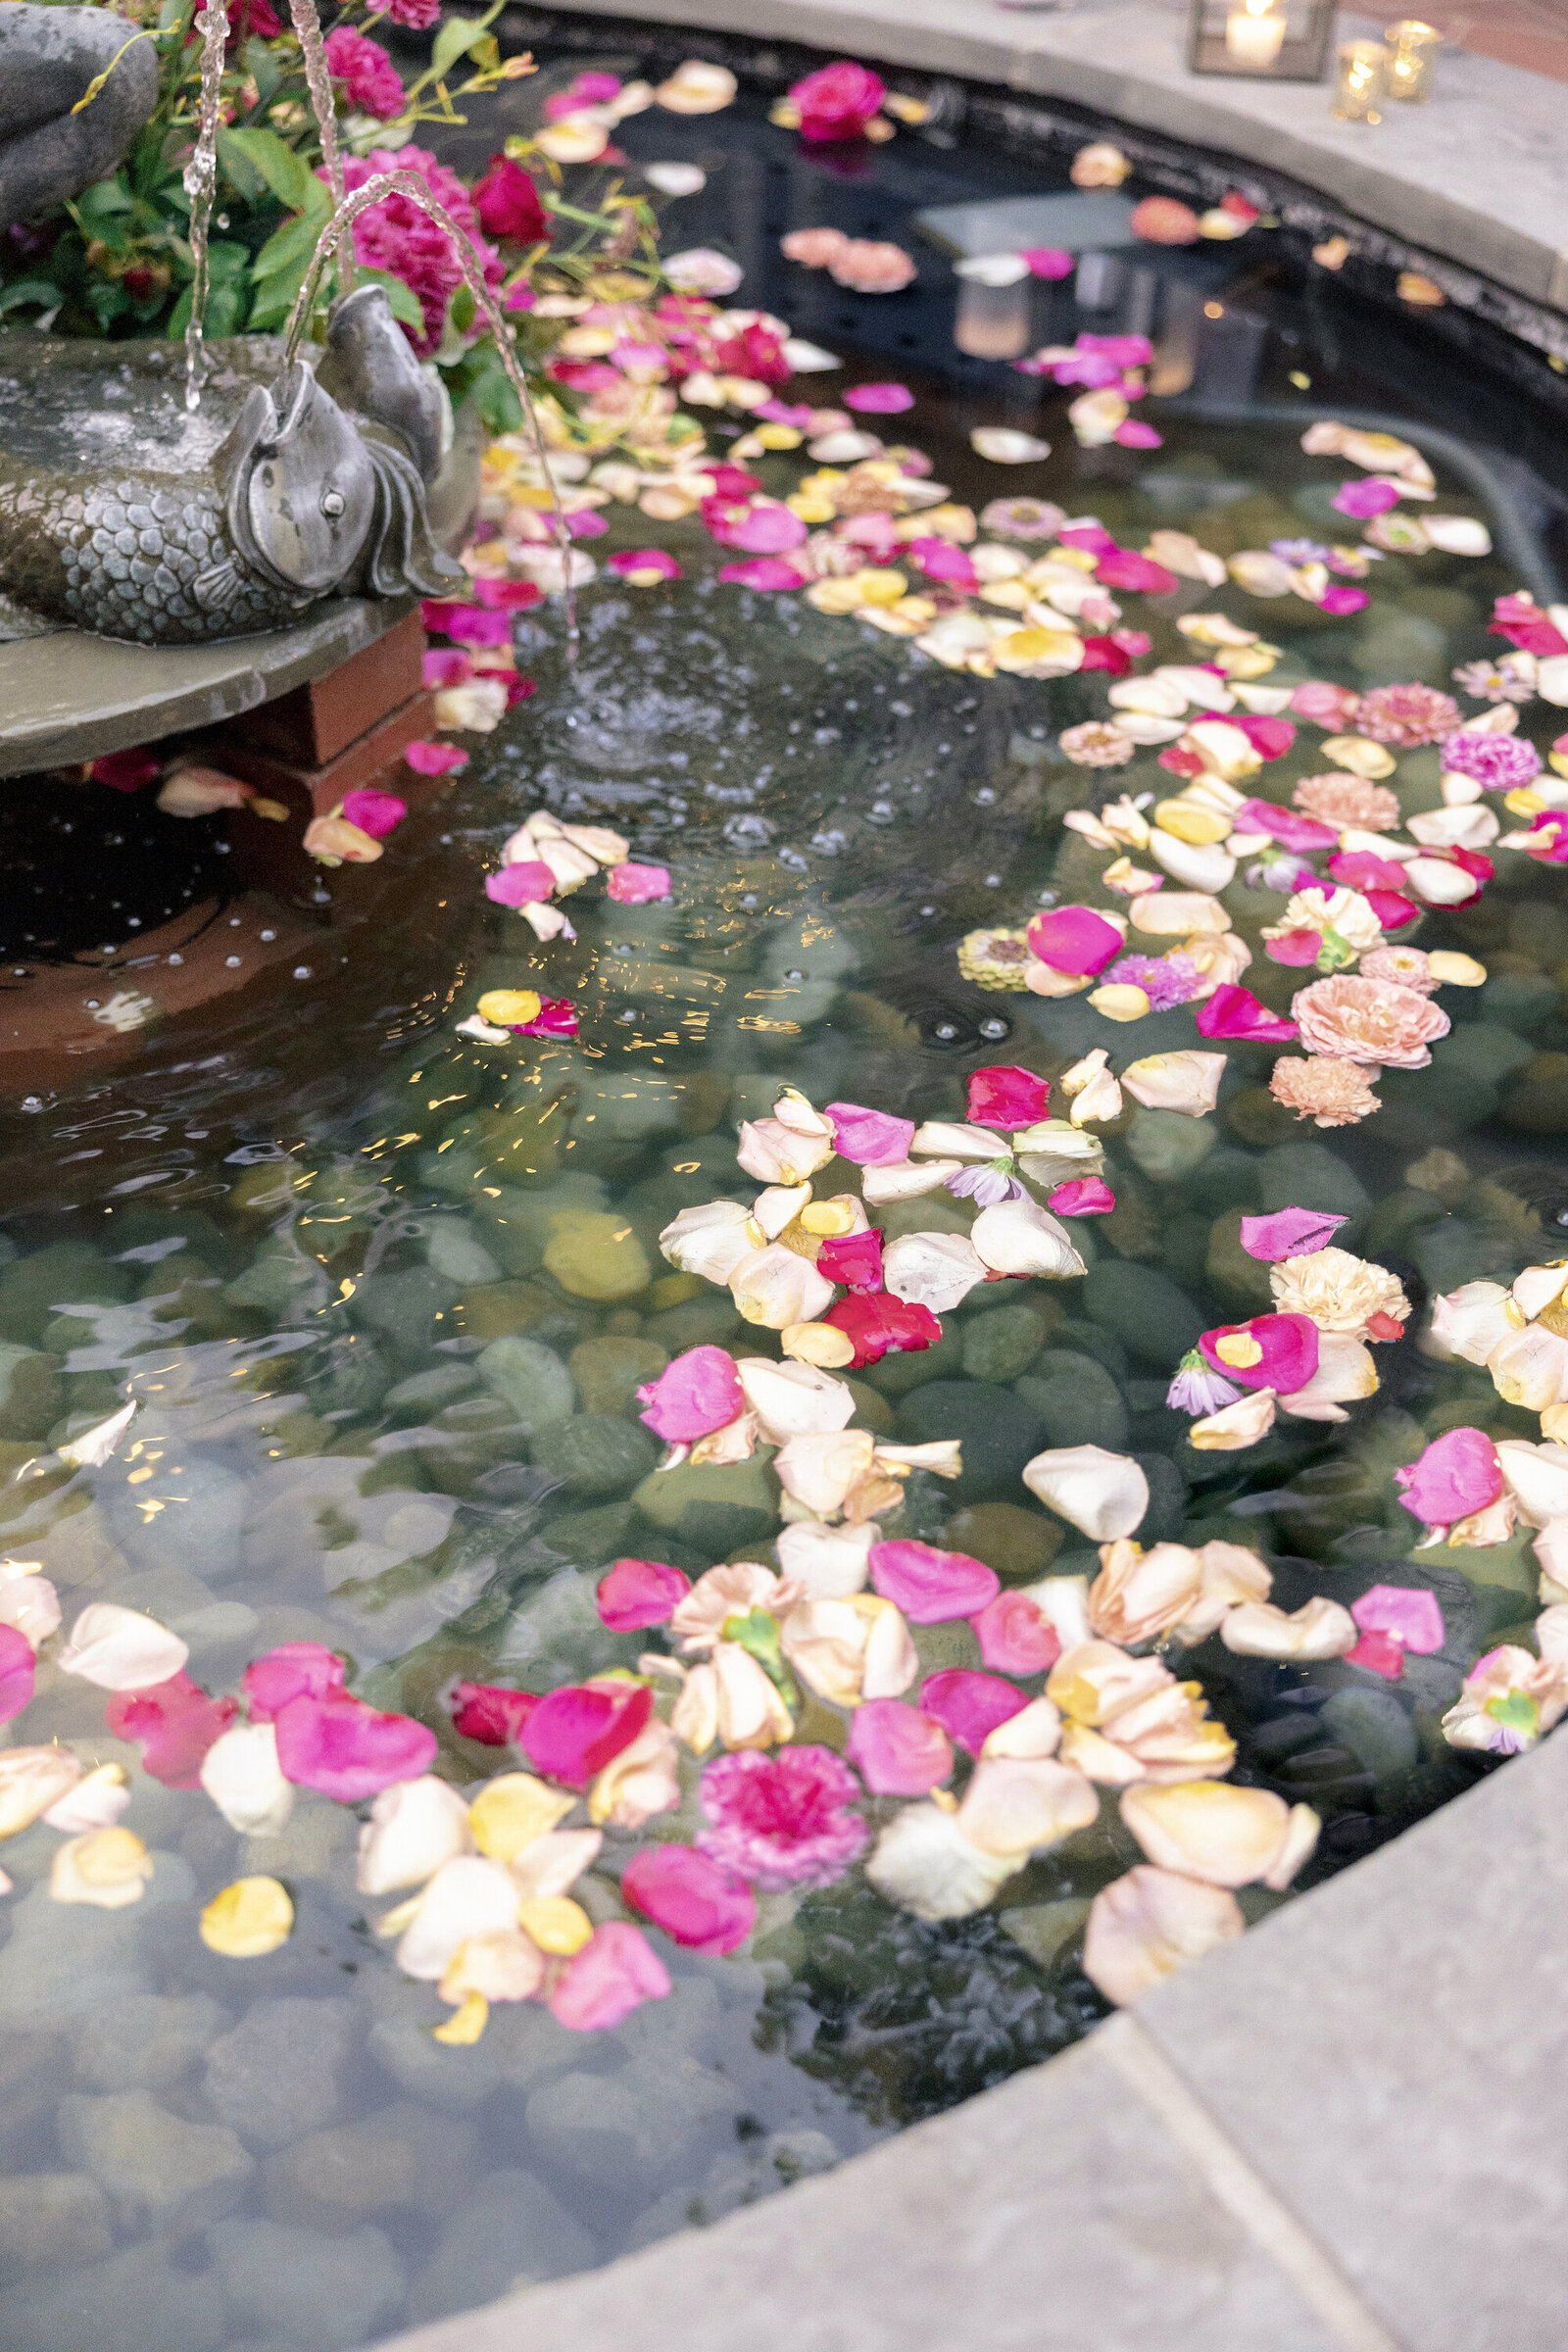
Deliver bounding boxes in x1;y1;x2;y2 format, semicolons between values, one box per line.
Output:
528;0;1568;315
0;596;414;779
380;1723;1565;2352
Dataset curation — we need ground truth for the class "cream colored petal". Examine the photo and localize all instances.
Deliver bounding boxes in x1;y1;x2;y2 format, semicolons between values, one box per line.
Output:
1082;1865;1244;2004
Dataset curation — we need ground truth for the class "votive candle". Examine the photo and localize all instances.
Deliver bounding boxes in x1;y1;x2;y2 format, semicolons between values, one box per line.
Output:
1225;0;1287;69
1334;38;1388;121
1385;19;1441;100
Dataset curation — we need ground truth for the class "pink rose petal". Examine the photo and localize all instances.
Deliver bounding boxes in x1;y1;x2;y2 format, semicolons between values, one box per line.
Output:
1235;799;1339;856
823;1294;940;1369
486;860;557;907
1351;1584;1445;1654
519;1682;654;1788
1346;1630;1405;1680
970;1590;1061;1676
405;741;469;776
549;1920;672;2029
1264;928;1323;966
825;1102;915;1165
846;1697;954;1794
1195;984;1298;1043
1200;1313;1319;1394
918;1668;1028;1756
844;381;913;413
637;1346;744;1442
243;1642;346;1723
450;1681;537;1745
273;1690;437;1799
597;1558;692;1632
473;577;544;611
719;558;808;591
868;1540;1000;1623
1395;1428;1501;1526
0;1622;35;1725
1048;1177;1115;1216
1238;1207;1349;1260
607;861;672;904
1026;906;1123;978
621;1844;756;1952
423;649;472;689
105;1673;238;1788
966;1064;1050;1130
1022;246;1074;279
815;1229;883;1291
1332;478;1400;518
339;787;407;840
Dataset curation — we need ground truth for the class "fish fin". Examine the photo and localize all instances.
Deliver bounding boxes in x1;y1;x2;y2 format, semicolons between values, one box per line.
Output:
193;561;245;612
0;591;61;642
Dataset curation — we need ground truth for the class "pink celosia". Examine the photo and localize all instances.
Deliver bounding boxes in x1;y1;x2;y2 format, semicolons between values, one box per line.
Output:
335;147;503;358
967;1064;1050;1129
273;1690;436;1800
846;1698;955;1795
0;1623;34;1725
621;1844;756;1953
519;1682;654;1788
1026;906;1122;977
970;1590;1062;1676
550;1921;671;2030
868;1540;1000;1623
918;1669;1029;1756
1200;1313;1320;1394
698;1746;869;1888
1395;1427;1501;1525
826;1102;915;1165
1238;1207;1348;1260
243;1642;345;1722
449;1681;537;1745
637;1345;744;1441
597;1558;692;1632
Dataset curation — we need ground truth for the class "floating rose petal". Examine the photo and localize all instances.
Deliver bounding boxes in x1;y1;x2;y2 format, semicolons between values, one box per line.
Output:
1049;1177;1115;1216
243;1642;345;1723
1395;1427;1501;1525
485;860;557;908
970;1590;1062;1677
847;1698;955;1794
1022;245;1074;278
609;548;682;582
869;1539;1000;1623
273;1690;437;1800
1239;1206;1348;1260
519;1681;654;1788
1195;983;1298;1042
719;557;808;590
844;381;913;412
1026;906;1123;977
1333;477;1401;517
473;577;545;611
90;748;161;792
826;1102;915;1164
621;1844;756;1952
105;1673;238;1788
637;1346;745;1441
598;1558;692;1631
919;1668;1029;1756
405;741;469;776
550;1920;672;2030
1115;419;1163;449
339;787;406;839
1319;584;1368;616
966;1063;1050;1129
607;861;672;903
56;1601;189;1691
823;1292;941;1368
0;1623;34;1725
450;1682;538;1744
815;1228;884;1291
1352;1584;1445;1653
1346;1630;1405;1679
1264;929;1323;967
1235;799;1339;855
1200;1313;1319;1394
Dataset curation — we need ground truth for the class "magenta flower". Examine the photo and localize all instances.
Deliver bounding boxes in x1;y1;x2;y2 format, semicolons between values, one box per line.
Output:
1346;1629;1405;1679
789;59;887;141
719;558;808;591
1166;1353;1241;1416
340;788;406;841
473;577;545;612
449;1681;537;1745
323;25;405;118
367;0;439;28
823;1293;940;1368
826;1101;915;1165
698;1747;868;1890
847;1698;954;1795
907;537;978;592
1238;1206;1348;1260
1097;549;1178;595
106;1673;239;1788
550;1921;671;2030
608;550;682;582
1026;905;1123;978
637;1345;744;1442
1199;1312;1320;1394
970;1591;1062;1677
607;860;672;904
273;1690;436;1800
0;1623;34;1725
1049;1176;1115;1216
1394;1427;1501;1526
443;607;514;646
423;648;471;690
1195;984;1298;1043
1104;952;1201;1011
1352;1584;1445;1654
405;740;468;776
621;1845;756;1953
1332;477;1400;518
513;996;577;1038
597;1558;691;1632
1264;929;1323;968
485;860;556;908
725;505;808;556
919;1668;1029;1757
868;1539;1000;1624
519;1682;654;1788
1440;731;1543;791
336;147;502;358
1058;524;1115;556
1329;849;1407;893
966;1063;1051;1129
1319;585;1368;616
242;1642;345;1723
1235;798;1339;856
470;151;549;243
815;1228;884;1291
1023;246;1074;279
844;382;913;413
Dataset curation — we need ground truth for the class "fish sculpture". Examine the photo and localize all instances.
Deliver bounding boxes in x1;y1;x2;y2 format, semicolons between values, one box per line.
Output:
0;284;470;646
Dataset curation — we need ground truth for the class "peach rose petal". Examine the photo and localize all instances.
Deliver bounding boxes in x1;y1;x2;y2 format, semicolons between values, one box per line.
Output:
1082;1864;1244;2004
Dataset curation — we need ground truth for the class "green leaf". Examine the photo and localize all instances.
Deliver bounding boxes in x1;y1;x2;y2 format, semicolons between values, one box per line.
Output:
220;124;329;218
215;125;268;204
0;278;65;317
252;206;330;289
449;281;475;336
74;176;135;227
431;12;486;78
356;268;424;331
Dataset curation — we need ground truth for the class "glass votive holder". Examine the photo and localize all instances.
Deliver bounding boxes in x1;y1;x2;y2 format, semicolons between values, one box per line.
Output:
1334;38;1388;121
1385;19;1441;100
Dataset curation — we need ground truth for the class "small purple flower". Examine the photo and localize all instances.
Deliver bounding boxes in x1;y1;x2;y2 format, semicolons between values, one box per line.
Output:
1102;951;1202;1011
945;1162;1026;1206
1439;731;1543;791
1452;658;1535;706
1270;537;1332;566
1166;1351;1241;1417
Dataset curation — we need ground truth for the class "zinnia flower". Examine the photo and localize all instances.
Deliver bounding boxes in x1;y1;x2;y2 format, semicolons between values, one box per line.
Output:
1355;682;1462;746
1292;973;1449;1067
1292;772;1401;831
697;1746;868;1888
1103;952;1201;1010
1268;1054;1382;1127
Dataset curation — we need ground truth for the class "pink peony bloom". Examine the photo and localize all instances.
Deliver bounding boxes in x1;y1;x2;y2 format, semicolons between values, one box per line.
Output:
550;1921;671;2030
0;1623;34;1725
966;1064;1049;1130
1352;1584;1445;1654
698;1746;868;1889
340;788;406;840
847;1698;954;1794
597;1558;691;1632
918;1668;1029;1756
845;381;913;413
336;147;503;358
405;740;468;776
520;1682;654;1788
1196;984;1298;1043
970;1590;1062;1677
823;1292;940;1369
1238;1207;1348;1260
243;1642;345;1723
607;860;672;904
815;1228;884;1291
868;1539;1000;1624
1395;1427;1501;1526
789;58;887;140
1049;1177;1115;1216
449;1681;537;1744
323;25;405;118
1026;906;1123;977
470;153;549;244
826;1102;915;1165
273;1691;436;1799
485;860;556;907
719;558;808;591
621;1844;755;1953
1200;1312;1320;1394
1355;682;1462;746
1293;974;1449;1068
1332;477;1400;517
1235;798;1339;856
608;550;682;583
829;240;916;294
105;1674;239;1788
638;1346;744;1442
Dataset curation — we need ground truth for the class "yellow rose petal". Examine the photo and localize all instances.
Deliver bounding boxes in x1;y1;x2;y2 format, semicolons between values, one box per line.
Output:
468;1772;574;1863
432;1991;490;2044
50;1827;151;1909
800;1200;857;1236
855;568;907;608
1088;983;1152;1022
781;1320;857;1368
1153;800;1232;846
516;1894;593;1954
476;989;542;1029
1321;735;1397;780
200;1875;294;1958
1425;951;1487;988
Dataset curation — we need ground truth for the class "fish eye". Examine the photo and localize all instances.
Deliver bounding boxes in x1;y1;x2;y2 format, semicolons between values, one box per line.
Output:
320;488;346;518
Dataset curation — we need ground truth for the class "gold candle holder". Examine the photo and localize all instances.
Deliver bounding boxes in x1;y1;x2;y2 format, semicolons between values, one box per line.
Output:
1385;18;1441;100
1334;38;1388;121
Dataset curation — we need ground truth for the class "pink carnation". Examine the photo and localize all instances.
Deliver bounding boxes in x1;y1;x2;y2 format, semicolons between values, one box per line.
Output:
1355;682;1462;746
697;1746;868;1889
322;26;405;119
335;147;503;358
